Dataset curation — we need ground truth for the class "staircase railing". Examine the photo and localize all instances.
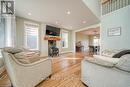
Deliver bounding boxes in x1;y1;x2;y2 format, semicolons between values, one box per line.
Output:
102;0;130;15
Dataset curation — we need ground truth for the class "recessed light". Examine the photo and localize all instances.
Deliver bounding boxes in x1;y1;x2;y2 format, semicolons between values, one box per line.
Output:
56;21;58;24
67;10;71;15
28;13;32;16
82;20;86;24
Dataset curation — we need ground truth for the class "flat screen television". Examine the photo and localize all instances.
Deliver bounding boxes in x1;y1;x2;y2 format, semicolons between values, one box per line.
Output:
46;25;60;36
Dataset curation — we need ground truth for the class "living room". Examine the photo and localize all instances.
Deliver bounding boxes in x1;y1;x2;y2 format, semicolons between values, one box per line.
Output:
0;0;130;87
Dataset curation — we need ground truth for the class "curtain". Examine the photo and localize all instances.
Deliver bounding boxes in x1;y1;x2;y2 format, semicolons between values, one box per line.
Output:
0;15;16;58
0;18;5;48
4;16;16;47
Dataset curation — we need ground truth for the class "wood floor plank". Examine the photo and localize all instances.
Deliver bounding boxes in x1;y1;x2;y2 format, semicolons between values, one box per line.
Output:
0;52;89;87
37;52;88;87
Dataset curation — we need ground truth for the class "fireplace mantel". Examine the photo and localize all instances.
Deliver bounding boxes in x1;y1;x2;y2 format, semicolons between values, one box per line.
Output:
44;36;62;41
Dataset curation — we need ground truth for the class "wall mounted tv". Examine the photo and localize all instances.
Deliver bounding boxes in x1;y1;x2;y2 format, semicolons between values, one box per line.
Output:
46;25;60;36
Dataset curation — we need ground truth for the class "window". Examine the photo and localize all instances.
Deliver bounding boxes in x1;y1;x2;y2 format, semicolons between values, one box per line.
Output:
24;22;39;50
62;31;68;48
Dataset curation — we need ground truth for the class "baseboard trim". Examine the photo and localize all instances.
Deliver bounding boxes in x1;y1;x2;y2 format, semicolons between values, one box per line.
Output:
60;51;74;54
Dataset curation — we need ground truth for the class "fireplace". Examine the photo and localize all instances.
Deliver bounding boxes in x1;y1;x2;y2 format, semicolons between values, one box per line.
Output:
48;40;59;57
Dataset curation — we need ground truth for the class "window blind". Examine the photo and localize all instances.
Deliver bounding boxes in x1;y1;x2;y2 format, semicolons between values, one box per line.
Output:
24;22;39;50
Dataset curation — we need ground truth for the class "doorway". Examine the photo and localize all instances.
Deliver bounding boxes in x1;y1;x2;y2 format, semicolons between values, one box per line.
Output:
75;27;100;55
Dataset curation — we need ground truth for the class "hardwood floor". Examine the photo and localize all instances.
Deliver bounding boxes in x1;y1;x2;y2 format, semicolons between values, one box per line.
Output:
0;71;11;87
37;52;88;87
0;52;89;87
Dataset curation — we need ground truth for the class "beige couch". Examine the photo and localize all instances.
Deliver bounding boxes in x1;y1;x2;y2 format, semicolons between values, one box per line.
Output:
81;49;130;87
2;48;52;87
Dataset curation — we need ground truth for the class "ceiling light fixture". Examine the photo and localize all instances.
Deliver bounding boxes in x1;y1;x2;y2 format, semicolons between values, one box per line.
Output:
28;13;32;16
82;20;86;24
67;10;71;15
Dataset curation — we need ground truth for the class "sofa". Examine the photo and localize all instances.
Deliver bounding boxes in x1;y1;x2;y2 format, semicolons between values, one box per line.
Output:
81;49;130;87
2;47;52;87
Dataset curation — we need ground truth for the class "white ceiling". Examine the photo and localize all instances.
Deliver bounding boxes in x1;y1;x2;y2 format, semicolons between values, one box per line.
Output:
15;0;100;30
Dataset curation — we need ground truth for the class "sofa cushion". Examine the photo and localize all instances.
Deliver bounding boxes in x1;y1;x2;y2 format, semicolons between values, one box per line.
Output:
85;56;119;67
3;47;22;54
21;47;40;54
93;55;120;64
101;49;124;58
115;54;130;72
101;49;121;57
14;52;40;64
17;58;31;64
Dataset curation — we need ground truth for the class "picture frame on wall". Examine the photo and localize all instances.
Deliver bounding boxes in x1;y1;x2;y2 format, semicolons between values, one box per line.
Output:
108;27;121;36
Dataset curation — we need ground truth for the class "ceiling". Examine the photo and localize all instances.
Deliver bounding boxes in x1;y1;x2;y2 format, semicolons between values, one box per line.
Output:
78;27;100;35
15;0;100;30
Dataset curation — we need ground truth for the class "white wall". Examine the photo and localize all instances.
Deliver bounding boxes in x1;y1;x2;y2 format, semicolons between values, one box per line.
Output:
40;23;48;56
101;5;130;50
16;17;24;47
82;0;101;19
76;32;89;51
76;33;87;43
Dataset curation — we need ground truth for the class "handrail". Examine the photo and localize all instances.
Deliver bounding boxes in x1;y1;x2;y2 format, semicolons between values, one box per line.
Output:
102;0;130;15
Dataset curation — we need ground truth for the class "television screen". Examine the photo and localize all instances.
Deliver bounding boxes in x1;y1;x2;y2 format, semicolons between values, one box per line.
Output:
46;25;60;36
